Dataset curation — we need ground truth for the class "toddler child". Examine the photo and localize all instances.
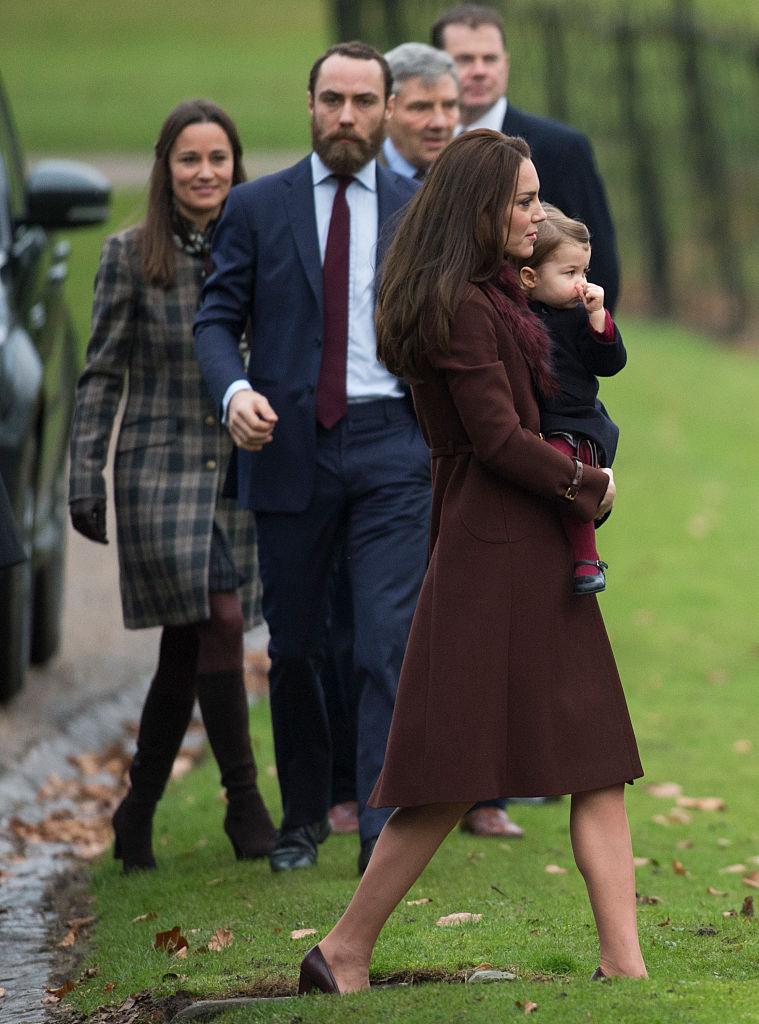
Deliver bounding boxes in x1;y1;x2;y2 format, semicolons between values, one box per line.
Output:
518;204;626;594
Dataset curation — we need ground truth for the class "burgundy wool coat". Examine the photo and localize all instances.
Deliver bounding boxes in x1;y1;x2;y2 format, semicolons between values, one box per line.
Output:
370;284;642;806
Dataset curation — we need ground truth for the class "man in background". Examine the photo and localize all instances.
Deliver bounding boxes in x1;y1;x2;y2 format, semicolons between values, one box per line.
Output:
381;42;460;179
433;3;620;311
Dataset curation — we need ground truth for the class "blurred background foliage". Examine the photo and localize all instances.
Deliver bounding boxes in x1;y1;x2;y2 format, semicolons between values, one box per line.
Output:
3;0;759;335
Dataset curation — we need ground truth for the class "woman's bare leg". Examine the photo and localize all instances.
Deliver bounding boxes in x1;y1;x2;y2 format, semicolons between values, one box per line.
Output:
317;801;471;992
570;785;647;978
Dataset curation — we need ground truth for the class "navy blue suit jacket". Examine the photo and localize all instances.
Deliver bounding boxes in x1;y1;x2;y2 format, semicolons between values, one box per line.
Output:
503;105;620;313
194;156;417;514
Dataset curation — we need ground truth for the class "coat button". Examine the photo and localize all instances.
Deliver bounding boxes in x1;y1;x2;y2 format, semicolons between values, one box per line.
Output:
206;459;217;470
205;415;216;426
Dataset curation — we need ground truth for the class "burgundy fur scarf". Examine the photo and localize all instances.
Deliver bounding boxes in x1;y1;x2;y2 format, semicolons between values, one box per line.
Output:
479;263;558;398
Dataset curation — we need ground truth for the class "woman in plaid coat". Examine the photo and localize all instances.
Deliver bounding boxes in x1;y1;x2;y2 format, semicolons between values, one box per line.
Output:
69;100;276;872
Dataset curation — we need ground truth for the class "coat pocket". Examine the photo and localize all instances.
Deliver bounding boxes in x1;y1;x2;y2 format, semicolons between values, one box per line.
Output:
116;415;178;453
457;458;543;544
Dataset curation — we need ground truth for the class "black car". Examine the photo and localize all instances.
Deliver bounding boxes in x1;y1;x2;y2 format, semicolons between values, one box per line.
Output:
0;78;110;698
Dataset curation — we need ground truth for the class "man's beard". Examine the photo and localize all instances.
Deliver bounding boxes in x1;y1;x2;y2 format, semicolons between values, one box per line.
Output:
312;120;384;175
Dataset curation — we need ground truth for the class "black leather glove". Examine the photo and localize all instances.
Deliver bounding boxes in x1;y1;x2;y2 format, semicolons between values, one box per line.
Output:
70;497;108;544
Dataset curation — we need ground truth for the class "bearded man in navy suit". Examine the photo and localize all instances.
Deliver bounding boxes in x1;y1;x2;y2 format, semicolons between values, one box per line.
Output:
433;4;620;313
194;42;430;877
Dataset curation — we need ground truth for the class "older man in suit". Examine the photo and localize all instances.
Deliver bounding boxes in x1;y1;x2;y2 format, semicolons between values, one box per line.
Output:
432;3;620;312
195;42;430;877
381;42;460;180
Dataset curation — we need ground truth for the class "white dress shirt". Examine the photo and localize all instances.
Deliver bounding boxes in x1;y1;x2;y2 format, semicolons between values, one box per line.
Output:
456;95;508;135
382;137;418;180
223;151;402;421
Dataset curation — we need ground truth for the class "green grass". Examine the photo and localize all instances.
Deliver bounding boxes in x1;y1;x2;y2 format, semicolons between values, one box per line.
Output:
64;315;759;1020
1;0;328;154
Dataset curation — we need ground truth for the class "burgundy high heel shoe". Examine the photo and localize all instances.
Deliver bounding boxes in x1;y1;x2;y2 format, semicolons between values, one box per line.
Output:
298;945;340;995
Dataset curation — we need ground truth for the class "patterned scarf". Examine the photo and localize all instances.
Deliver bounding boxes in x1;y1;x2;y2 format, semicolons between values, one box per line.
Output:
171;208;216;270
478;262;558;398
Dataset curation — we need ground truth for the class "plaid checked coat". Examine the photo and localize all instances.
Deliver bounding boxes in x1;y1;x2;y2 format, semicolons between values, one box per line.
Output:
69;226;261;630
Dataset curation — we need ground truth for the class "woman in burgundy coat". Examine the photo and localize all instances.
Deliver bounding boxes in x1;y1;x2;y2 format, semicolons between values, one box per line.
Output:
298;131;647;993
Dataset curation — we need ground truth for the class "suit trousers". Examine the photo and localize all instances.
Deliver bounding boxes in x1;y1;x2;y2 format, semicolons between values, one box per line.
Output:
255;397;431;842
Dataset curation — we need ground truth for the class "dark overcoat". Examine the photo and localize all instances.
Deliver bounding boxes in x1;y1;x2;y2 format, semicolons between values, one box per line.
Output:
535;302;627;465
69;228;261;630
370;285;642;806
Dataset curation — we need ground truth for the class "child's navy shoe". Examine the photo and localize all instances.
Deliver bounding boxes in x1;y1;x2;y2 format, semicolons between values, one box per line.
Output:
573;560;608;595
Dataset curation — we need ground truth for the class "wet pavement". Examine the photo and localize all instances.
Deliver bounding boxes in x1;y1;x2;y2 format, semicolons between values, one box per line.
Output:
0;479;158;1020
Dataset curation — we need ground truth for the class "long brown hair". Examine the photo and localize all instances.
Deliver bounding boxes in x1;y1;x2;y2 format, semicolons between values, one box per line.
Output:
376;129;530;380
140;100;246;288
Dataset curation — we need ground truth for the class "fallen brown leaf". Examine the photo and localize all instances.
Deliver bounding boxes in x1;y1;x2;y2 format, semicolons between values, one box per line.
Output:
0;987;5;998
57;929;77;948
723;910;738;918
544;864;568;875
672;859;689;876
290;928;317;939
132;912;158;923
103;981;115;992
207;927;233;951
406;898;432;905
676;796;726;812
173;946;189;959
636;893;662;905
652;808;692;826
67;915;96;929
45;980;76;999
170;755;195;780
516;999;539;1014
741;896;754;918
719;864;747;874
633;857;651;867
707;887;728;897
742;872;759;889
154;926;188;954
436;912;482;927
646;782;682;799
657;917;672;927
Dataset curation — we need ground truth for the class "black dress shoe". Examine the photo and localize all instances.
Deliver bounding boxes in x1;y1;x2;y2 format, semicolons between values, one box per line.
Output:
298;944;340;994
574;560;608;595
270;818;330;873
357;836;377;876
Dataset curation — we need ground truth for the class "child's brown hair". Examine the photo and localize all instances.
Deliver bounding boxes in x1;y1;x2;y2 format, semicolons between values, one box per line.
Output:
519;203;590;271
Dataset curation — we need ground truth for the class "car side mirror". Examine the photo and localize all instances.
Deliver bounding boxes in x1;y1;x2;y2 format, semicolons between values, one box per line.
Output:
24;160;111;230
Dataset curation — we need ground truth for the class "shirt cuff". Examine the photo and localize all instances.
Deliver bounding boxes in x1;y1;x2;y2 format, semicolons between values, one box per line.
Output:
589;308;616;342
222;380;253;425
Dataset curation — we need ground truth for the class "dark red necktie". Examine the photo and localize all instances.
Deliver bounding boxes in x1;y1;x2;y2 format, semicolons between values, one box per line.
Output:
316;175;351;429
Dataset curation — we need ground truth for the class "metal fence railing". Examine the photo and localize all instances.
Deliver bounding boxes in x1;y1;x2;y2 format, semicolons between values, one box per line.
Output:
332;0;759;339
